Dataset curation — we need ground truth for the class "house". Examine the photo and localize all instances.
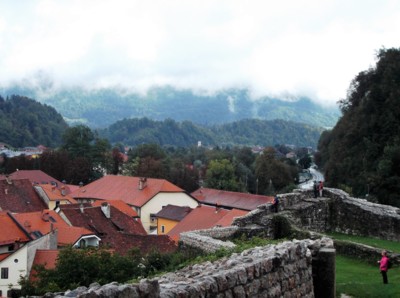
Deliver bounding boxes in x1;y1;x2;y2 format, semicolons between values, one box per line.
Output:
7;170;63;187
11;210;100;248
191;188;274;211
167;205;248;241
70;175;198;233
92;199;139;219
0;178;47;212
34;184;78;210
0;211;57;297
0;212;31;256
57;203;176;255
155;205;192;235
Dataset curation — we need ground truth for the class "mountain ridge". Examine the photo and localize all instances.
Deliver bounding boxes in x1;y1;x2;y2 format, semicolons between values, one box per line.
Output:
0;85;340;129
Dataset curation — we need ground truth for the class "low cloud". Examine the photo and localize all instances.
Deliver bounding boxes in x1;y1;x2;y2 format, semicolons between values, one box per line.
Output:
1;0;399;107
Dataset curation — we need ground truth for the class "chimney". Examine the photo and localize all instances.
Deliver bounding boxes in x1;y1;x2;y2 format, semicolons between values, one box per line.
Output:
215;202;221;213
61;186;66;196
101;202;111;219
5;175;12;185
80;204;84;213
138;177;147;190
42;211;50;222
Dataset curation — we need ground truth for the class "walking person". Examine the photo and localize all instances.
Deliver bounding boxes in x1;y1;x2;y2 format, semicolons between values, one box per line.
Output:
318;180;324;197
272;195;279;213
313;181;318;198
378;250;390;284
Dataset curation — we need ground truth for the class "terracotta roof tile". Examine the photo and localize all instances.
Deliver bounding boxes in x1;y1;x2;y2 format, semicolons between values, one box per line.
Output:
56;226;96;246
32;249;59;269
57;204;177;255
191;188;274;211
110;234;177;255
167;205;247;240
58;204;147;249
12;210;94;245
8;170;62;186
92;200;139;217
12;210;69;239
214;208;248;227
0;253;11;261
71;175;185;207
30;250;59;281
34;184;78;204
155;205;192;221
0;178;48;212
0;211;30;245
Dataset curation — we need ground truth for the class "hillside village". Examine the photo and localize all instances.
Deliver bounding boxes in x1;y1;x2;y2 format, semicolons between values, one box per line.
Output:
0;170;275;297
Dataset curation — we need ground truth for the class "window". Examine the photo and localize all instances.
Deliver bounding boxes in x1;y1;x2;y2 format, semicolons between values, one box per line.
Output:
1;268;9;279
161;225;165;234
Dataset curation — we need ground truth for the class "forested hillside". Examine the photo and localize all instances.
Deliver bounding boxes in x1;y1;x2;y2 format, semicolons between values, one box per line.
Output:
0;95;68;147
0;85;339;128
101;117;323;148
316;48;400;206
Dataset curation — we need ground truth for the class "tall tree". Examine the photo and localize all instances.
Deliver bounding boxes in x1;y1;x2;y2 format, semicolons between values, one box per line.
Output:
318;48;400;205
204;159;238;191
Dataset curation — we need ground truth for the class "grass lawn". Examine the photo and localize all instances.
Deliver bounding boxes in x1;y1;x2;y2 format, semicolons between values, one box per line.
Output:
326;232;400;252
336;254;400;297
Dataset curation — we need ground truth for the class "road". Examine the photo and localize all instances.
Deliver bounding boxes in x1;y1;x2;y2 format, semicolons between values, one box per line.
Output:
299;167;324;189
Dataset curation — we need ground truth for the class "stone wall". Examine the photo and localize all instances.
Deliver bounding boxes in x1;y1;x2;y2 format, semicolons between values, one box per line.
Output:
233;187;400;241
43;238;334;298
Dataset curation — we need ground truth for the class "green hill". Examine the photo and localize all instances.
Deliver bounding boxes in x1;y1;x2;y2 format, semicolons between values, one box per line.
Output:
0;85;340;129
317;47;400;206
0;95;68;147
101;117;324;148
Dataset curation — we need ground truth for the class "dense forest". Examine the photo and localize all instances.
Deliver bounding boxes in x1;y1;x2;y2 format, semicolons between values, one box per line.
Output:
0;95;323;149
1;123;312;194
316;48;400;206
0;95;68;147
101;117;324;148
0;85;340;128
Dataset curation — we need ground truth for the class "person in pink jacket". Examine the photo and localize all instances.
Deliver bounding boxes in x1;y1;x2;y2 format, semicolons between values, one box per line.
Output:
378;250;389;284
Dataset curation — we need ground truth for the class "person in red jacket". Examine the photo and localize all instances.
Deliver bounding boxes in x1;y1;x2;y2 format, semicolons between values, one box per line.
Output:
378;250;389;284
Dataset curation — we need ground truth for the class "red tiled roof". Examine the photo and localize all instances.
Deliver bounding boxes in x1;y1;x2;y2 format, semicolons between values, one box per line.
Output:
0;211;30;245
35;184;77;203
57;203;176;255
8;170;63;186
108;234;177;255
214;208;248;227
56;226;96;246
0;178;48;212
155;205;192;221
167;205;247;240
0;253;11;262
30;249;59;281
191;188;274;211
71;175;185;207
32;249;59;269
11;210;95;245
92;200;139;217
58;204;146;244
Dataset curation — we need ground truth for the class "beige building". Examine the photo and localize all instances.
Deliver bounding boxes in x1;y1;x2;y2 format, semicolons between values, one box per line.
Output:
71;175;198;233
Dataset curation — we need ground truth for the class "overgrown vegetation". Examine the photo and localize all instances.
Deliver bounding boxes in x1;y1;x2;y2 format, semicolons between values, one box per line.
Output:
20;237;280;296
316;47;400;206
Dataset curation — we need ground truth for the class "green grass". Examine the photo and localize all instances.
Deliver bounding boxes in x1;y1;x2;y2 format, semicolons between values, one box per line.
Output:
336;254;400;298
326;232;400;252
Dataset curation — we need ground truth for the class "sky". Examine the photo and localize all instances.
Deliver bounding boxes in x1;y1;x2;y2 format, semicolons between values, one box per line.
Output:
0;0;399;107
